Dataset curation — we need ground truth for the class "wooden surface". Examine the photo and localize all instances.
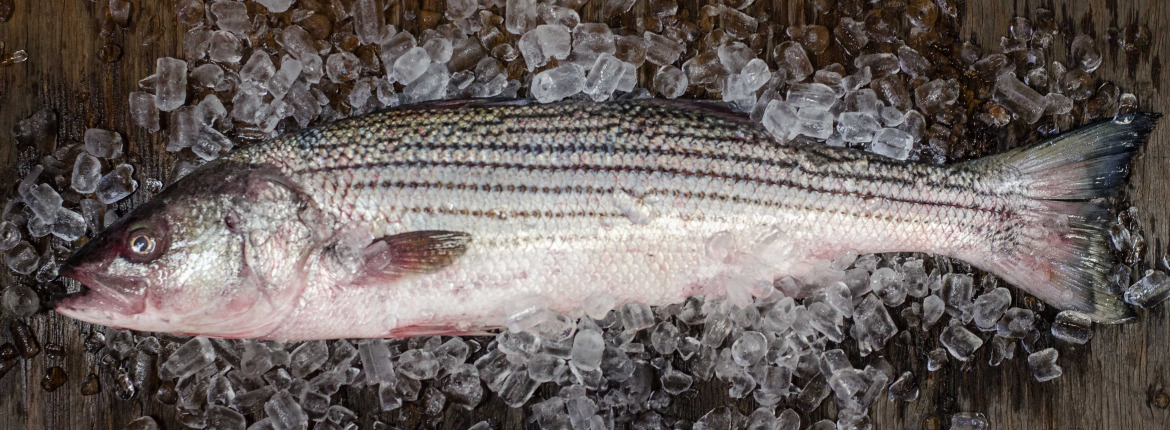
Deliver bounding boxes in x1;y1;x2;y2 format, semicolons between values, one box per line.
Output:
0;0;1167;429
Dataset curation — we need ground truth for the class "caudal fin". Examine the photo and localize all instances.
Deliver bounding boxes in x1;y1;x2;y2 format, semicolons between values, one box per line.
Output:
975;114;1159;323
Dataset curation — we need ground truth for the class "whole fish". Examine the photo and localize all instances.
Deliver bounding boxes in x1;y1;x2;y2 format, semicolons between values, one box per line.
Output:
55;99;1158;340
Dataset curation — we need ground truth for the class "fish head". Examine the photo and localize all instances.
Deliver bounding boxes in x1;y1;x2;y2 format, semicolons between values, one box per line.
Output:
56;162;322;338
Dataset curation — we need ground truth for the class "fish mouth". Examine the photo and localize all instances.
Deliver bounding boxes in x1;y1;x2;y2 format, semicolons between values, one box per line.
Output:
54;264;147;318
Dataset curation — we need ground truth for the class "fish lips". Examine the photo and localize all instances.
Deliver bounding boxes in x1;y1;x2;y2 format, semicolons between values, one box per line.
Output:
55;263;148;318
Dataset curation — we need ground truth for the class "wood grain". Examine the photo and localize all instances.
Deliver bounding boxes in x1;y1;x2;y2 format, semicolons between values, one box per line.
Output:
0;1;1166;429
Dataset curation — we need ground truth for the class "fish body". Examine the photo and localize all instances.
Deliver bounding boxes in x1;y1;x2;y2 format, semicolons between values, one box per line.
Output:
56;100;1158;340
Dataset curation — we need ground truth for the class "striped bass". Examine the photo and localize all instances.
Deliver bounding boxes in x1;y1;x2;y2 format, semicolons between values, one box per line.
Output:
54;99;1158;340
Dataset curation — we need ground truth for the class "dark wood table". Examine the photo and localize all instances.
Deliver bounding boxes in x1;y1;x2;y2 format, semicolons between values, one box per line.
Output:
0;0;1166;429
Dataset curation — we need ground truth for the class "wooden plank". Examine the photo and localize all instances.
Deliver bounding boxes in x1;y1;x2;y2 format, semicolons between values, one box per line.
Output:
0;1;1166;429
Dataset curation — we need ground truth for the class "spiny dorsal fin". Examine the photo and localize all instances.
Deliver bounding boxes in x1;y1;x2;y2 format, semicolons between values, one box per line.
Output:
363;230;472;276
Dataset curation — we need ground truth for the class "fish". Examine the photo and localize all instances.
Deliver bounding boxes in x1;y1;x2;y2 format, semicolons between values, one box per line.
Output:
53;99;1159;341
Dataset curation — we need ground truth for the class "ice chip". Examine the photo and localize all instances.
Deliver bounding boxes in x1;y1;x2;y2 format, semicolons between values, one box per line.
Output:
268;56;303;100
160;337;215;380
993;73;1047;124
643;32;684;66
327;51;364;83
353;0;389;45
95;163;137;204
1124;270;1170;308
208;31;243;64
572;23;616;65
1051;310;1093;344
940;323;983;361
6;242;39;275
52;208;86;241
871;128;914;160
653;65;688;99
786;83;836;110
264;390;308;429
391;47;430;85
255;0;293;13
128;92;160;132
84;129;123;159
26;184;63;224
1027;348;1062;382
837;112;881;143
794;108;833;140
996;307;1035;339
289;340;328;378
397;349;439;380
970;287;1011;331
2;285;39;318
618;302;654;332
71;153;101;194
154;57;187;112
532;64;585;103
571;329;604;371
583;53;625;102
731;331;767;366
403;63;449;103
951;412;990;430
358;340;396;385
518;24;571;71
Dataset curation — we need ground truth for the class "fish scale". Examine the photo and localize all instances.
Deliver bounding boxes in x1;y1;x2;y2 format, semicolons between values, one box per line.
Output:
56;100;1157;340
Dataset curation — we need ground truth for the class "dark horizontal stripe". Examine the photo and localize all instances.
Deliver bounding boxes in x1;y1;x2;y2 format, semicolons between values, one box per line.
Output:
323;161;1011;220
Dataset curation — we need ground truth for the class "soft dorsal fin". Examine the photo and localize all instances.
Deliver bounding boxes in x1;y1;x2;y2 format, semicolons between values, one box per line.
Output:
362;230;473;278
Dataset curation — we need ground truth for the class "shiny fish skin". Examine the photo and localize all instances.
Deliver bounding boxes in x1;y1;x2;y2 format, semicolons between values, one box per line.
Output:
56;100;1157;340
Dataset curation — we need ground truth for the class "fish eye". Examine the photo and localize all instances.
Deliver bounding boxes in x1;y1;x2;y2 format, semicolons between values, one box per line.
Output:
127;229;157;256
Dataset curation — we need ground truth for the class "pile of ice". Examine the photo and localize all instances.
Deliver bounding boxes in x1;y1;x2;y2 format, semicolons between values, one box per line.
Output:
1;0;1168;428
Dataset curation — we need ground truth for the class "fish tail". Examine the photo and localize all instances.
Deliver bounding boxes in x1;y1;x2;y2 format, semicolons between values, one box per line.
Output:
973;114;1159;323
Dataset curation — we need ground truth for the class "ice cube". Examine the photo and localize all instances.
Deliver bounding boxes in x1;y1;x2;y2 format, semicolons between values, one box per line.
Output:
762;99;798;141
264;390;308;429
794;108;834;140
397;349;439;380
988;335;1016;367
128;92;160;132
926;348;948;371
205;405;245;430
446;0;479;19
1071;34;1102;72
210;1;249;34
70;154;101;194
353;0;389;45
649;321;680;355
518;24;571;71
807;302;844;342
855;53;900;76
583;53;625;102
84;129;123;159
996;308;1035;339
653;65;688;99
787;83;837;110
643;32;684;66
154;57;187;112
1124;270;1170;308
774;41;812;82
530;64;584;103
972;287;1011;331
240;342;274;377
993;73;1047;124
572;23;616;65
719;5;757;38
268;56;303;100
95;164;137;204
359;340;395;385
2;285;39;318
730;331;767;366
619;302;654;332
240;51;276;89
327;51;364;83
505;0;538;35
403;63;449;102
682;51;728;89
940;323;983;361
160;337;215;380
289;340;328;378
824;281;854;318
6;242;38;275
571;329;604;371
498;370;540;407
914;78;960;115
391;47;430;84
951;412;989;430
1027;348;1062;382
208;31;243;64
0;221;20;251
52;208;86;241
851;294;898;355
422;38;453;65
836;112;881;143
191;64;224;89
1051;310;1093;344
25;184;62;224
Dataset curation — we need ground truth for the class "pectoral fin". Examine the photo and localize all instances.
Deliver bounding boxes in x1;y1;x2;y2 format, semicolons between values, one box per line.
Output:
361;230;473;278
